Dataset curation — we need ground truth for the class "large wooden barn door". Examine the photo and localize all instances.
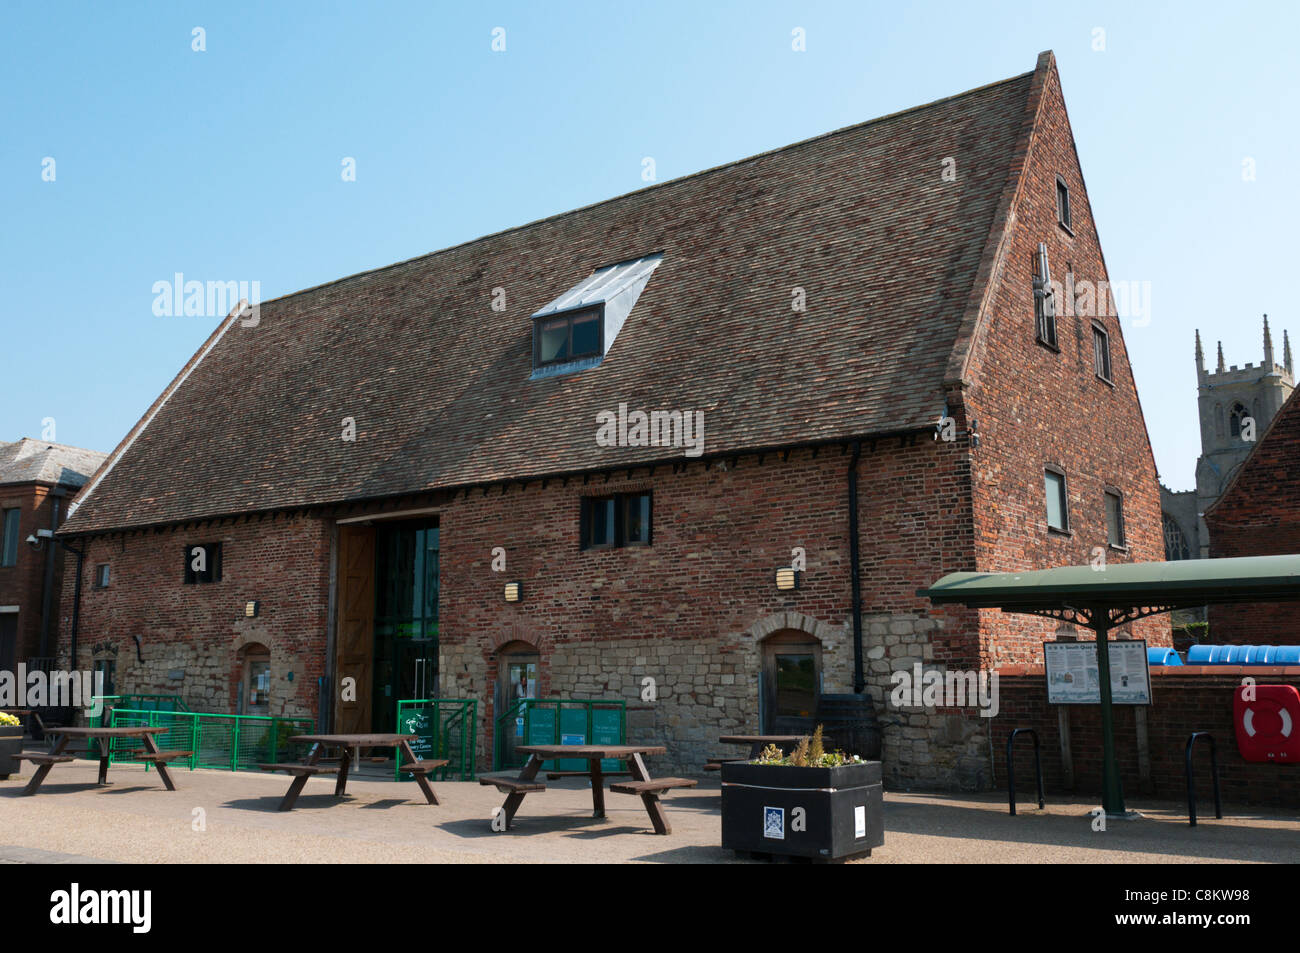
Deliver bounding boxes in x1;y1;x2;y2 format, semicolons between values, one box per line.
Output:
334;524;375;733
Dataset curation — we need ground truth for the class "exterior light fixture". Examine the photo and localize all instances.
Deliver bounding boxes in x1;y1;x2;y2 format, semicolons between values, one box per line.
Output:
775;568;801;591
244;601;260;618
504;581;522;603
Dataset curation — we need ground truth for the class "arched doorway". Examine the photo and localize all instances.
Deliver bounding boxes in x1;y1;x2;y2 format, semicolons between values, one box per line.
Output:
760;630;823;734
238;642;271;716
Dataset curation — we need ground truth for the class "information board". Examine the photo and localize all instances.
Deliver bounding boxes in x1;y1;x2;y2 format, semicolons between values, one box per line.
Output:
1044;639;1152;705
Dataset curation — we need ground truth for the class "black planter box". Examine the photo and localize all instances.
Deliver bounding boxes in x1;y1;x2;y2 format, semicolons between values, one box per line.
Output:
721;760;884;862
0;725;23;781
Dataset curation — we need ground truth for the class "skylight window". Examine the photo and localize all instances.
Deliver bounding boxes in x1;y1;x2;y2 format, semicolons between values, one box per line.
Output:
530;253;662;378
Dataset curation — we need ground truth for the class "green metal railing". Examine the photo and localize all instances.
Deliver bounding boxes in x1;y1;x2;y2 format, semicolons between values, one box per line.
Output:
106;708;315;771
493;698;626;771
394;698;477;781
92;694;190;726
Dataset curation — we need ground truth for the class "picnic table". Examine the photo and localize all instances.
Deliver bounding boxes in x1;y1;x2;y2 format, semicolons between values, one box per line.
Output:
480;744;696;835
13;726;188;796
705;734;805;770
259;733;447;812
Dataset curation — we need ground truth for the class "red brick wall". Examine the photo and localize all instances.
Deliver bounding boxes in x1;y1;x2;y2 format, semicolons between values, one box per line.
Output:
55;514;331;717
439;438;982;755
58;438;984;768
963;61;1169;665
995;666;1300;808
0;483;75;663
1207;390;1300;643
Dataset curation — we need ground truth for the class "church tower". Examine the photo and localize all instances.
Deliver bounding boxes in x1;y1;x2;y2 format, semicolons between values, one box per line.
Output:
1184;316;1295;557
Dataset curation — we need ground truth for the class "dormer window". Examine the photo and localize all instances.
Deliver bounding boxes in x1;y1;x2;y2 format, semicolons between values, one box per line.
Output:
530;253;663;378
536;306;602;367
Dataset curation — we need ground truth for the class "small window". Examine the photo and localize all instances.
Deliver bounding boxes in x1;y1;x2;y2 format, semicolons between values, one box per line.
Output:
1229;402;1250;439
1044;468;1069;532
1092;323;1112;382
94;564;110;588
580;492;652;550
1032;244;1057;349
1104;489;1126;548
534;307;603;368
1056;177;1072;231
1;509;19;567
183;542;222;584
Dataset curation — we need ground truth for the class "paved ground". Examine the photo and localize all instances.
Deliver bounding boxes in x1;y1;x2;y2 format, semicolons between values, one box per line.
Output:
1;760;1297;863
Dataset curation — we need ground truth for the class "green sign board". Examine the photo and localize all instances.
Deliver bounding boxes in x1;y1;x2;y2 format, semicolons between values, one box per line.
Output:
400;707;435;761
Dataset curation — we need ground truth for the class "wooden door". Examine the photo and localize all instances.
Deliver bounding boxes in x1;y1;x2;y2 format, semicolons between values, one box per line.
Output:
334;524;375;733
761;632;822;735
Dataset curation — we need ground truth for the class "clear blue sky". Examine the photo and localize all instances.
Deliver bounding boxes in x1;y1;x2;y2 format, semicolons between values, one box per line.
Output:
2;0;1295;492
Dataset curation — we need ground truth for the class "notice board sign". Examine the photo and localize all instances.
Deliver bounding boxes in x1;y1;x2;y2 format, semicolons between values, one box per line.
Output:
1044;639;1152;706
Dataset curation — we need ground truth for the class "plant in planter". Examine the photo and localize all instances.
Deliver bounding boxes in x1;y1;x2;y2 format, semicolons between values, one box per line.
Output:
0;712;24;781
721;724;884;862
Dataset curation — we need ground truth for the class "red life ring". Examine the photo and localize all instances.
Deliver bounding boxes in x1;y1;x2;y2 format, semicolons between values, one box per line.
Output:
1234;684;1300;762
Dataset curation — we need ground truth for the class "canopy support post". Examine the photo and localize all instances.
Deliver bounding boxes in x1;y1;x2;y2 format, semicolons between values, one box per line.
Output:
1092;609;1125;815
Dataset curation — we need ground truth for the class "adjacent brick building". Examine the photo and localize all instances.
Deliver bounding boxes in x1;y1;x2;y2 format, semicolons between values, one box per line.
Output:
0;438;107;673
1206;386;1300;642
56;52;1168;788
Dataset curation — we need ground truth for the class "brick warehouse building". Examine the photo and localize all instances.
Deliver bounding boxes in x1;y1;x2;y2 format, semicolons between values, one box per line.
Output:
0;438;107;673
56;52;1168;789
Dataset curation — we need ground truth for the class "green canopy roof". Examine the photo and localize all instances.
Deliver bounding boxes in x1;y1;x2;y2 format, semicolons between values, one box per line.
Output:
917;554;1300;612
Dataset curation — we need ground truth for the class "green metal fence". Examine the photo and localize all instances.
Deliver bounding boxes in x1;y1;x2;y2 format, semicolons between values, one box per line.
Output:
106;708;315;771
493;698;626;771
93;694;190;726
393;698;477;781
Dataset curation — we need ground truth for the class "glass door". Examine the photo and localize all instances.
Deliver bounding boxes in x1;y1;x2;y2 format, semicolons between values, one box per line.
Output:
496;652;538;768
372;521;439;733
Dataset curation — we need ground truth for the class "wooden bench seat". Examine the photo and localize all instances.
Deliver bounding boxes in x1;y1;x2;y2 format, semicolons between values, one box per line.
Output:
258;762;340;777
478;775;546;793
704;756;745;771
545;770;632;780
609;778;698;795
399;759;449;775
143;751;192;763
14;752;76;766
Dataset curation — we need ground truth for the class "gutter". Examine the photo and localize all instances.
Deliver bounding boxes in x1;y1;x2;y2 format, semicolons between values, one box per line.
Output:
37;489;64;657
848;440;865;693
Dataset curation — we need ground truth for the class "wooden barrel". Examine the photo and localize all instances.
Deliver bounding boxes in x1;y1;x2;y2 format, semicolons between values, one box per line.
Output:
815;693;882;760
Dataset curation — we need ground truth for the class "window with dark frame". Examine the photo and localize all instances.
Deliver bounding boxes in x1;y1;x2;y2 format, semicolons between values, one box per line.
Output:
580;492;652;550
0;508;19;567
94;564;110;588
534;306;602;368
183;542;222;584
1056;177;1072;230
1033;244;1057;349
1044;467;1069;532
1092;322;1113;382
1104;489;1126;548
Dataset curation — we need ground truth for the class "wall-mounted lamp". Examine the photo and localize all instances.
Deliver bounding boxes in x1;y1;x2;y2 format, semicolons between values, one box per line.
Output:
504;581;523;603
244;600;260;618
775;568;801;591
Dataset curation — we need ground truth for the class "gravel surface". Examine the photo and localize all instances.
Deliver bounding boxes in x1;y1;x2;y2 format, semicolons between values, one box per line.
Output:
2;760;1296;864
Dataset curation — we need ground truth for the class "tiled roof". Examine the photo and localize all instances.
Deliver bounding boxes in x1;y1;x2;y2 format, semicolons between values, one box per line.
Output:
64;61;1042;535
0;438;107;489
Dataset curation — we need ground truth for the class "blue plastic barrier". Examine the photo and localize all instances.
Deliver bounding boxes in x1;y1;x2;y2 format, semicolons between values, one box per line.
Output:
1186;645;1300;666
1147;648;1182;666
